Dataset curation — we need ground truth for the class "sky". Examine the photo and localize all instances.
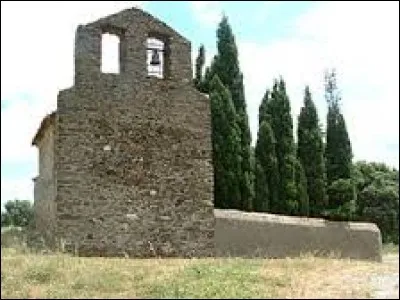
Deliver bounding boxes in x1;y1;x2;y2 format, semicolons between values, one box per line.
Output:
1;1;399;207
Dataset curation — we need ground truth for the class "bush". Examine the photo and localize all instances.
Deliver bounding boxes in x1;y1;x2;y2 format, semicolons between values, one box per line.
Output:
323;179;356;221
357;184;399;244
352;161;399;244
321;199;357;222
327;179;357;209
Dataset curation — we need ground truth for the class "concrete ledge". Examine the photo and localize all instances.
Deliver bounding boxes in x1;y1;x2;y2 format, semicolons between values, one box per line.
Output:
214;209;382;262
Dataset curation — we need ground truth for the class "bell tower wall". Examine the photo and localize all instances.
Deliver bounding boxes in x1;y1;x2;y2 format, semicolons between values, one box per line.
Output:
54;8;215;257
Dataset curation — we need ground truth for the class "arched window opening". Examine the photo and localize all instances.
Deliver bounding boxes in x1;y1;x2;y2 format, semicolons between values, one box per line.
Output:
101;33;120;73
146;37;165;79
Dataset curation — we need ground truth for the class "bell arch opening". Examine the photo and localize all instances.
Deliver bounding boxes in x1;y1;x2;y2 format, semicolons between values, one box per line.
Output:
146;37;166;79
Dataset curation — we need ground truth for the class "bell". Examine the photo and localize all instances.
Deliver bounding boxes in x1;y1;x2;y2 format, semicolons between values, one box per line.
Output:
150;49;160;66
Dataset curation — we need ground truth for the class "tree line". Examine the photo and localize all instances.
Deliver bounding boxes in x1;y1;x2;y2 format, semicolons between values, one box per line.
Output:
194;15;399;244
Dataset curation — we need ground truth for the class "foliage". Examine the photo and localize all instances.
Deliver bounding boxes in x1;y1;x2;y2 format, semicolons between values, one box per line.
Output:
261;79;306;215
200;16;254;210
352;161;399;244
321;178;357;221
327;179;356;209
297;86;327;217
324;69;353;186
209;75;242;209
254;120;279;212
1;200;34;228
194;44;206;91
294;159;309;217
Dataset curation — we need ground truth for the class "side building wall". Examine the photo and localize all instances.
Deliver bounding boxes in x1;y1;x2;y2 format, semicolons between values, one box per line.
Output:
33;122;57;240
214;209;382;262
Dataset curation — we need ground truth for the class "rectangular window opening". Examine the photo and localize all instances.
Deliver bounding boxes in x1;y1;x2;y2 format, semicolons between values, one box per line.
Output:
101;33;120;74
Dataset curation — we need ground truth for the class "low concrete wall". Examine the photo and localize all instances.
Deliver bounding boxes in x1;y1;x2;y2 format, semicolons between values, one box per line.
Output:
214;209;382;262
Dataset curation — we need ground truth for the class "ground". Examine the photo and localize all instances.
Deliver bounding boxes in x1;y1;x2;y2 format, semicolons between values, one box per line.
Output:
1;244;398;299
370;253;399;299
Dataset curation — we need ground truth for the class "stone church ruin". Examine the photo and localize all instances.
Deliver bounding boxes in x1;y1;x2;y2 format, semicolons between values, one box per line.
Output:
32;7;382;261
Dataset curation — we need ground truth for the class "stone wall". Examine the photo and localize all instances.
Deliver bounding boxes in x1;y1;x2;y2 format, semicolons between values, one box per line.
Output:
54;8;215;258
214;209;382;262
33;119;56;240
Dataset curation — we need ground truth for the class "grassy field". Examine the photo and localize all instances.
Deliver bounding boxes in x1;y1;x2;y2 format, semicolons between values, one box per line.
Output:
1;244;398;299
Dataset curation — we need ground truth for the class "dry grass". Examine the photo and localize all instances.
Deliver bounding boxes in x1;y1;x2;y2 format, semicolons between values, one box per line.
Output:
260;253;398;299
1;245;398;299
1;247;196;299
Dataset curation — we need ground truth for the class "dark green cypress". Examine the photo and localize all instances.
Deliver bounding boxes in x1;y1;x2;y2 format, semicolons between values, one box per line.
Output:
194;44;205;91
297;86;327;216
209;75;242;209
324;69;353;186
294;159;309;216
259;78;309;215
267;78;300;214
203;15;253;211
255;90;279;212
254;120;279;213
324;69;354;214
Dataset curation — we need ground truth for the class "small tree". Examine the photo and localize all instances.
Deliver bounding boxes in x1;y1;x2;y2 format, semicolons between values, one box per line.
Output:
1;199;34;227
353;161;399;244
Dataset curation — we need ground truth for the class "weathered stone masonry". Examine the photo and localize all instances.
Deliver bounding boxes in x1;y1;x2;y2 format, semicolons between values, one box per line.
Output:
33;7;382;261
33;8;215;257
32;112;57;242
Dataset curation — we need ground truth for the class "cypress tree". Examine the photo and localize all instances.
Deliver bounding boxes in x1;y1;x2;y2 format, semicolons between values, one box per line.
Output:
294;159;309;216
336;113;353;178
254;121;279;212
201;63;214;95
260;78;305;215
297;86;327;216
255;90;279;212
203;15;253;211
271;78;298;214
254;162;269;212
209;75;242;209
234;74;253;211
324;69;353;186
259;89;271;124
194;44;205;91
